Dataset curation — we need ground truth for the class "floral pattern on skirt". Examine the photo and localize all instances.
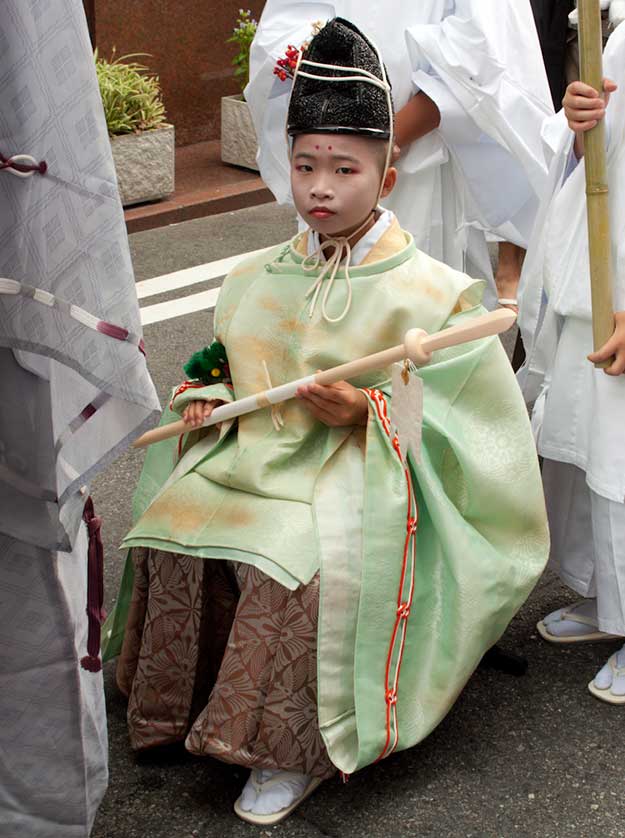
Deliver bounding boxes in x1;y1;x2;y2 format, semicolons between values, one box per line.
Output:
117;549;334;779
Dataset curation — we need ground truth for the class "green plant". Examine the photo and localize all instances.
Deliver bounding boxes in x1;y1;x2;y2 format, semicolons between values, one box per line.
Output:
95;49;167;136
227;9;258;95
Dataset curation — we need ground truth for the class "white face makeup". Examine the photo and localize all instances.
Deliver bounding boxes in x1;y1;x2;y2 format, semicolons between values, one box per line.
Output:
290;133;390;239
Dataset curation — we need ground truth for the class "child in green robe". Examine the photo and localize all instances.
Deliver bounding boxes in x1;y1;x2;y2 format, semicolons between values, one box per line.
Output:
115;18;549;826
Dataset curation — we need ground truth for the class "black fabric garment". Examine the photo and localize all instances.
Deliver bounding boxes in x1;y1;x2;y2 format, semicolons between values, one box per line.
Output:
530;0;575;108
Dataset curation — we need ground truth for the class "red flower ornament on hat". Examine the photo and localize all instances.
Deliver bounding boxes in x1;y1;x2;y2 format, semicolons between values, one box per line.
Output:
273;22;325;82
273;44;302;81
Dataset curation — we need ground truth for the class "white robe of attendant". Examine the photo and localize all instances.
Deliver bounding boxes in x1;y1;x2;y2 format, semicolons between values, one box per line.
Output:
246;0;554;305
518;22;625;632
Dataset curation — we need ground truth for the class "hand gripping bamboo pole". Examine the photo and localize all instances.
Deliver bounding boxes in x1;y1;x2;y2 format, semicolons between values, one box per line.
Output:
132;308;516;449
578;0;615;367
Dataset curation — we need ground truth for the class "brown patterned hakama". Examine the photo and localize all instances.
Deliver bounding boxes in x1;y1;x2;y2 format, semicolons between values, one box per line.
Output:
117;549;335;780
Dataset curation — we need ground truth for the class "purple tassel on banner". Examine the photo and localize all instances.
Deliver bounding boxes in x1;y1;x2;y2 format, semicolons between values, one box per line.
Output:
80;496;106;673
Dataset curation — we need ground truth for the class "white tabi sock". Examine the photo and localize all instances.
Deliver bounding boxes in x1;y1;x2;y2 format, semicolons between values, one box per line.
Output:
542;599;599;638
593;642;625;696
238;769;313;815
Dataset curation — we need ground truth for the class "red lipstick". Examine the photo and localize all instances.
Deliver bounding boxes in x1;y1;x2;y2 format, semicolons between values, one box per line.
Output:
310;206;335;219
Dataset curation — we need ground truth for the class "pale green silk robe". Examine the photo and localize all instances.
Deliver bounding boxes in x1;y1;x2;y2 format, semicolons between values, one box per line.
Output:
120;219;549;773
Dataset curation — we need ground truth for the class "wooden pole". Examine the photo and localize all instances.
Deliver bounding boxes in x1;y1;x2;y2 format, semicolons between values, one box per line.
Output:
577;0;615;367
132;309;516;449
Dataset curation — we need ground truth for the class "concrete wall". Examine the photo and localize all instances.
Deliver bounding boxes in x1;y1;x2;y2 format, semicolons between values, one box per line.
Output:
94;1;266;146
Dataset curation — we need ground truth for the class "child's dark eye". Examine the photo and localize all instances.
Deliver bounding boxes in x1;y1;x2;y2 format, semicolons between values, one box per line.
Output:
336;166;354;175
296;164;313;173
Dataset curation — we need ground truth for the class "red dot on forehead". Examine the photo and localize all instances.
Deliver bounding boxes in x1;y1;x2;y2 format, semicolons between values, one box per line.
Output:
327;145;333;150
315;144;320;149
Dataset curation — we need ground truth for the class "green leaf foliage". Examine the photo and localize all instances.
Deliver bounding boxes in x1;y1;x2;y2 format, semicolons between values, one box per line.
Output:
95;49;167;136
227;9;258;94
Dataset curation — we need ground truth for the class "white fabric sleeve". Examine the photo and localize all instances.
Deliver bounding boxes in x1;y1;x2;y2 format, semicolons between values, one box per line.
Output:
600;21;625;310
410;69;537;246
403;1;553;246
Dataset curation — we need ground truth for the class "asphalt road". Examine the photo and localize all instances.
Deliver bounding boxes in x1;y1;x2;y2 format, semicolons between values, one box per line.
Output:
91;204;622;838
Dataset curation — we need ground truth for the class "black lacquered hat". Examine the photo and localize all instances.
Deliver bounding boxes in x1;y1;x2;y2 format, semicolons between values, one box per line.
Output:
287;17;393;139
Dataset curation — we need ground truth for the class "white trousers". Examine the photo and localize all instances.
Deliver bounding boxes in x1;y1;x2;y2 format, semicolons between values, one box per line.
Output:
0;525;108;838
543;459;625;635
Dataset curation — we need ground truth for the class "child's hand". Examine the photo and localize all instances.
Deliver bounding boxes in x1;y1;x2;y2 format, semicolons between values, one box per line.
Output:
182;399;224;428
563;78;617;158
588;311;625;375
563;78;617;133
296;379;368;427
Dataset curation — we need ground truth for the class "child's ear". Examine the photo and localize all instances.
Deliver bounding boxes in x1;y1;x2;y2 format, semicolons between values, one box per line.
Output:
380;166;397;198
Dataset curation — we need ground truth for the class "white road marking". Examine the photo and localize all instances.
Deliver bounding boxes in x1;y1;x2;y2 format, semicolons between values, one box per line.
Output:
135;245;271;300
140;286;221;326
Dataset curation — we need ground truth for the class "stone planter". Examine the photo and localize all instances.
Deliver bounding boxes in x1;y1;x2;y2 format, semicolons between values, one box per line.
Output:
221;94;259;171
110;124;175;207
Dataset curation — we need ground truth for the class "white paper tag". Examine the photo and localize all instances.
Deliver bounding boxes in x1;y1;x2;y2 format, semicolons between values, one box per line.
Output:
390;362;423;464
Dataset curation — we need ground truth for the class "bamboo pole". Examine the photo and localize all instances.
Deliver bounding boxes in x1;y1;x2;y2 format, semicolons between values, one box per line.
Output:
578;0;615;367
132;308;516;449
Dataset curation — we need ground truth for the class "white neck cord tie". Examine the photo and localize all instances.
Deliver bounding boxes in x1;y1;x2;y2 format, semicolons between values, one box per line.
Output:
301;205;378;324
302;236;353;324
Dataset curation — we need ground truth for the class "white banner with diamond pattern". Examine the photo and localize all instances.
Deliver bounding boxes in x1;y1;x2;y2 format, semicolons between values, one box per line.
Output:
0;0;160;551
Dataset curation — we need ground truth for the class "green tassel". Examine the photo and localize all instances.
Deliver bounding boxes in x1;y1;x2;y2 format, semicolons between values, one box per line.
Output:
183;341;230;385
